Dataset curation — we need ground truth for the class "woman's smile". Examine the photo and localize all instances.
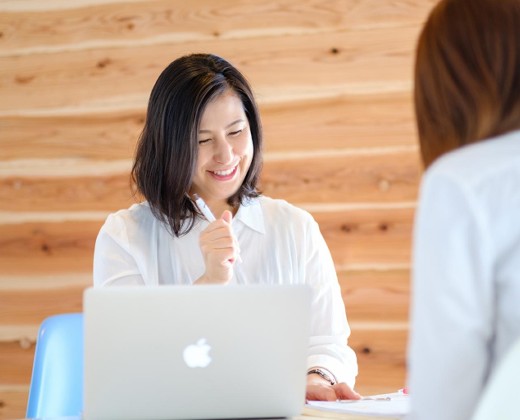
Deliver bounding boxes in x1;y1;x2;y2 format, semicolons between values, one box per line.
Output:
209;164;238;180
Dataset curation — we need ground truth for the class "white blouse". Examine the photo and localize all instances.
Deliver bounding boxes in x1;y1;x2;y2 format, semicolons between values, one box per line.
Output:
408;130;520;420
93;195;358;386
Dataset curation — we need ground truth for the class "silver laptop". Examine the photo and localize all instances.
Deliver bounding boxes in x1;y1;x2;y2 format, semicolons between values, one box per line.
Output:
83;285;311;419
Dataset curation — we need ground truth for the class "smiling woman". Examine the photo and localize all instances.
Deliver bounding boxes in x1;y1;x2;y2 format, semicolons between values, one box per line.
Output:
92;53;360;402
191;90;254;218
131;54;263;239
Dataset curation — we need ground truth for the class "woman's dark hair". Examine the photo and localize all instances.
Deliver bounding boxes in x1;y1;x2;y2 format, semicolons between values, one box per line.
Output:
415;0;520;168
132;53;263;236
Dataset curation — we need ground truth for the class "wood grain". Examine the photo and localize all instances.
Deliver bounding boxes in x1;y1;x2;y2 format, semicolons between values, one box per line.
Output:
262;151;421;204
0;174;136;212
0;27;420;113
314;207;415;267
0;287;85;325
0;341;35;385
0;91;415;160
0;387;29;420
350;328;408;394
0;0;434;54
0;112;143;160
339;269;410;323
262;92;416;153
0;207;413;277
0;270;407;330
0;221;102;275
0;152;420;211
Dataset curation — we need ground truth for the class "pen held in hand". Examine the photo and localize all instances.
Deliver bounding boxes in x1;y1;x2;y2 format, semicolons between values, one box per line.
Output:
192;194;242;264
193;193;216;222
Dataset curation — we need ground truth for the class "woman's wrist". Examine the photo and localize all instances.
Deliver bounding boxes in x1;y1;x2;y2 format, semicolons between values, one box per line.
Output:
307;367;337;385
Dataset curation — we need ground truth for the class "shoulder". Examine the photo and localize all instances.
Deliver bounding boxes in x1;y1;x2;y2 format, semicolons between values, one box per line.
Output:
257;195;314;224
418;130;520;235
100;202;159;238
254;196;318;238
425;130;520;189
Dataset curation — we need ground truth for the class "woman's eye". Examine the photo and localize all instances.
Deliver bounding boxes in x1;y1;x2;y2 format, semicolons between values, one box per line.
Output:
198;138;211;145
229;129;243;136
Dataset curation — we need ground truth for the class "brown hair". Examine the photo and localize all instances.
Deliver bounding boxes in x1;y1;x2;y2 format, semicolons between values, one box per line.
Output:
415;0;520;168
132;54;263;236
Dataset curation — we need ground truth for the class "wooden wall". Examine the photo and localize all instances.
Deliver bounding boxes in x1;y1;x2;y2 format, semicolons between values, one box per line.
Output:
0;1;434;418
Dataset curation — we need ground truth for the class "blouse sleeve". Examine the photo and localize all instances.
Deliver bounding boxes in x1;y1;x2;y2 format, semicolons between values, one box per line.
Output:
93;214;145;287
408;170;494;420
304;216;359;387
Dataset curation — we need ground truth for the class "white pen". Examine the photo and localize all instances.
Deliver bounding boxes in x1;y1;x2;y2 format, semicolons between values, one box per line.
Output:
338;396;392;403
192;193;242;264
192;193;216;222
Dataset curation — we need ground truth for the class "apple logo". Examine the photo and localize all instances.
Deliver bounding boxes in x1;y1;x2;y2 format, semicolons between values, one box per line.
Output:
183;338;212;368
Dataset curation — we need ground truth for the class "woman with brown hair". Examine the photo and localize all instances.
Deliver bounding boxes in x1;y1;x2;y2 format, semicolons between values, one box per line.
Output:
408;0;520;419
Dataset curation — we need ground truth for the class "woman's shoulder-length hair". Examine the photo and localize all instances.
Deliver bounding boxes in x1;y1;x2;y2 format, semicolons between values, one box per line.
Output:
131;53;263;236
414;0;520;168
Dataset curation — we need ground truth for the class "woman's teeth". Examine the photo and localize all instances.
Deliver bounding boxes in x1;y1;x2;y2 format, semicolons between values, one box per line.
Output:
213;167;235;176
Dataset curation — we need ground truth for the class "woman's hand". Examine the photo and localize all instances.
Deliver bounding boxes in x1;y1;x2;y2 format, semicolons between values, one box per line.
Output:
306;373;362;401
195;210;239;284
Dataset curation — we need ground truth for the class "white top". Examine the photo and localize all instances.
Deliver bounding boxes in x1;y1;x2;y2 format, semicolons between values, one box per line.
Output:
408;130;520;420
93;195;358;386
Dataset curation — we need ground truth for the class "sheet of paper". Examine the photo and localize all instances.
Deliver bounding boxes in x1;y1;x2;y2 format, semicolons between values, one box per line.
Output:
305;392;410;418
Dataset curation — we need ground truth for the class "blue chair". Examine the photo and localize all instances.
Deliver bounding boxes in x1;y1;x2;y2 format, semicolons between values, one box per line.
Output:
26;313;84;418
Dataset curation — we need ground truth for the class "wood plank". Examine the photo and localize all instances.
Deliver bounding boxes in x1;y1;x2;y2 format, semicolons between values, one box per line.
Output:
0;92;415;160
349;328;408;394
0;287;84;326
0;341;35;385
262;151;421;205
0;151;420;211
339;269;410;323
0;221;102;275
0;173;136;212
0;26;420;113
0;274;93;291
0;0;434;54
0;268;409;330
0;387;28;420
0;270;408;326
313;207;415;266
262;92;416;153
0;112;143;160
0;206;414;277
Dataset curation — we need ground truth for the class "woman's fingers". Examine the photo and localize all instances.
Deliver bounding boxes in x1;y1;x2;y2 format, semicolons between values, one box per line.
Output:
198;213;239;283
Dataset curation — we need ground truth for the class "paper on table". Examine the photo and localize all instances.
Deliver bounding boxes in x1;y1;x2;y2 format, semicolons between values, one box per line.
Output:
304;392;410;419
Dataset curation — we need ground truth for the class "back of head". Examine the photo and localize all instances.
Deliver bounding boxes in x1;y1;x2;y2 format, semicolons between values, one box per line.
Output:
415;0;520;168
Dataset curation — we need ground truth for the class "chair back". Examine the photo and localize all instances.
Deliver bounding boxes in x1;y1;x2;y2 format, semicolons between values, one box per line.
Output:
472;336;520;420
26;313;84;418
